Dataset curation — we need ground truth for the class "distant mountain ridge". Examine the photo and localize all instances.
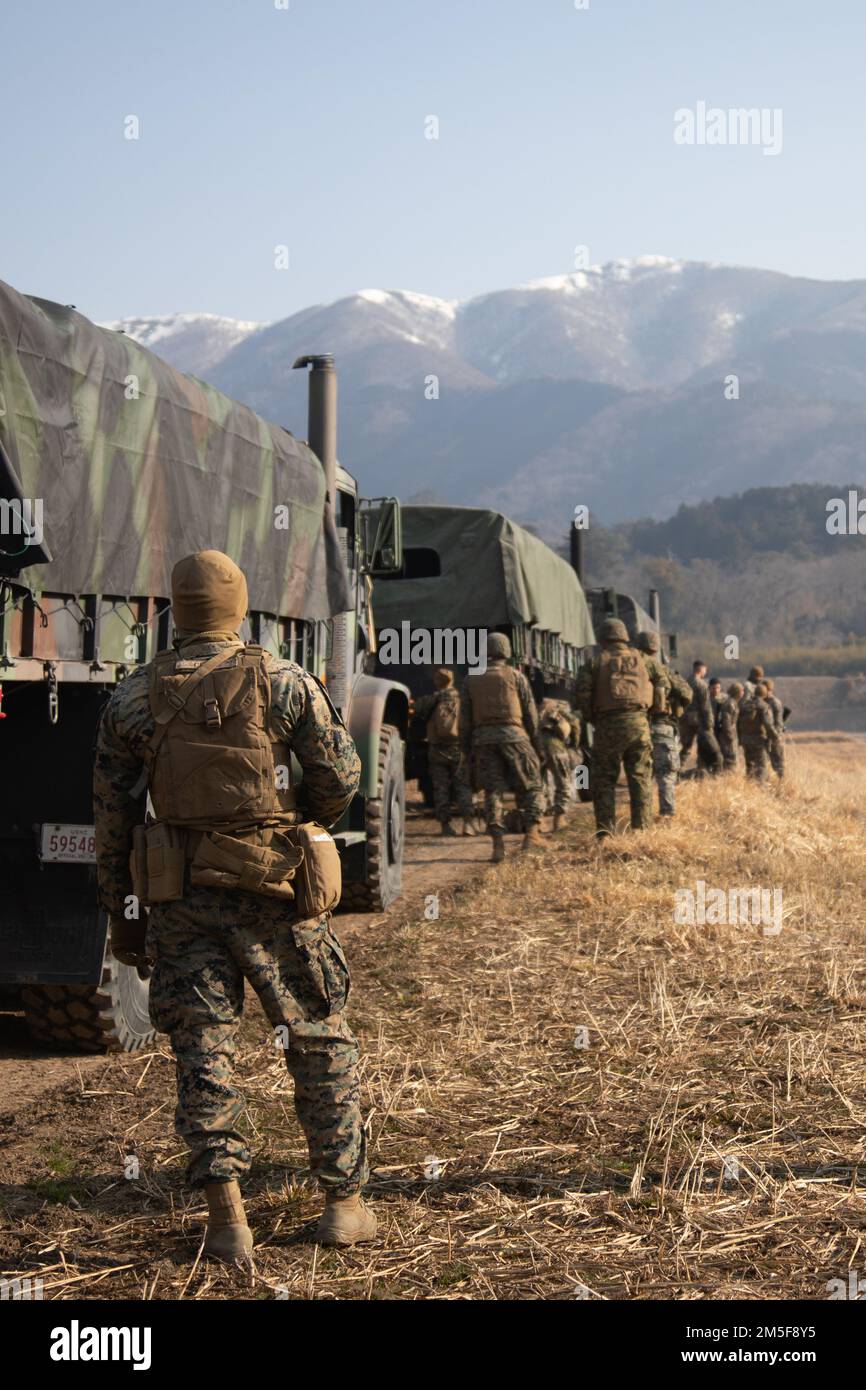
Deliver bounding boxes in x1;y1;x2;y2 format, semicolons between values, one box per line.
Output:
105;257;866;531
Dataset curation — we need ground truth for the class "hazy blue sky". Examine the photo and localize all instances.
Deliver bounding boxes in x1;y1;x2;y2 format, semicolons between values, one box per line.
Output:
1;0;863;321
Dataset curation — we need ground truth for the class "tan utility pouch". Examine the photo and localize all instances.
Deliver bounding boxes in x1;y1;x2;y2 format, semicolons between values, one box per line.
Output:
190;830;303;900
129;822;186;905
288;823;342;918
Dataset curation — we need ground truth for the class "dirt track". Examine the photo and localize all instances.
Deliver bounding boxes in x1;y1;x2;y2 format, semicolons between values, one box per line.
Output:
0;798;495;1116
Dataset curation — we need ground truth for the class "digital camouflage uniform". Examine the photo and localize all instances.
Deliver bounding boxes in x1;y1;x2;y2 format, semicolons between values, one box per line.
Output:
414;685;476;826
539;701;581;815
575;623;668;836
649;669;691;817
459;648;543;836
764;684;786;780
736;688;778;783
93;635;365;1196
680;672;723;776
716;694;741;771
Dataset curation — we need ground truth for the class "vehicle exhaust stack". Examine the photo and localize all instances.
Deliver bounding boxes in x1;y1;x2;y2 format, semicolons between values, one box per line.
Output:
293;354;337;515
648;588;661;629
569;519;585;588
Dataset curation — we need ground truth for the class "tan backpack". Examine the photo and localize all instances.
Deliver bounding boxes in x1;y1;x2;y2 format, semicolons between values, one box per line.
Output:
133;645;340;913
428;688;461;743
593;647;653;713
146;643;292;829
737;698;767;739
467;665;524;728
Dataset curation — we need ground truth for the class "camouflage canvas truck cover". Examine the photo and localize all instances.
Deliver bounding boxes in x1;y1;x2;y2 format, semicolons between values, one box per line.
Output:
0;279;408;1051
372;504;595;694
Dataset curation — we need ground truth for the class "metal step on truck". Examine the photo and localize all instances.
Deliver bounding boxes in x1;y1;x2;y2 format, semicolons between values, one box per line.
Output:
0;279;409;1052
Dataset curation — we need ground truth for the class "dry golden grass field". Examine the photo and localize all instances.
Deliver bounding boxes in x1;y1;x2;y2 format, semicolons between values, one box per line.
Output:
2;734;865;1301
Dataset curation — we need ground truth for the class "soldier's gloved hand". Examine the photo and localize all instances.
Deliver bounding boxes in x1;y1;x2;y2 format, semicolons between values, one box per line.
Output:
109;914;153;969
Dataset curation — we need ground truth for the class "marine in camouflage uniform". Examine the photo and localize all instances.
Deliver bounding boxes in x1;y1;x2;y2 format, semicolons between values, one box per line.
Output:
717;682;743;771
763;677;786;780
459;632;544;862
636;632;691;817
736;681;779;783
414;668;476;835
741;665;764;702
680;661;723;776
93;550;374;1259
538;700;582;830
576;619;668;837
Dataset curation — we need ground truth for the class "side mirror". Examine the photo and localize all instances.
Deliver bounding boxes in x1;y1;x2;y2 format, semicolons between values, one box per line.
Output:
359;497;402;575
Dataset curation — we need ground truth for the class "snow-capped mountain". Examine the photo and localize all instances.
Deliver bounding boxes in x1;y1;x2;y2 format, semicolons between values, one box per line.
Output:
99;312;265;376
110;259;866;532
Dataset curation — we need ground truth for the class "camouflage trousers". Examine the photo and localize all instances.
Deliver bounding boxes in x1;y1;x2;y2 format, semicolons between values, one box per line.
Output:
147;885;367;1194
650;722;680;816
718;731;740;771
472;737;543;832
541;740;573;814
681;715;722;775
591;711;653;836
696;728;723;776
741;736;771;783
769;735;785;779
428;744;475;822
679;712;700;758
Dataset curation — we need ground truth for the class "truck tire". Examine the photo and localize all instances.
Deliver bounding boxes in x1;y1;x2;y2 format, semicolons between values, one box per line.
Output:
21;954;155;1054
341;723;405;912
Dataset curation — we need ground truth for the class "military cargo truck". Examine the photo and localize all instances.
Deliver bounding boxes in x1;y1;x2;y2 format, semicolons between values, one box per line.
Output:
0;281;409;1052
371;504;596;794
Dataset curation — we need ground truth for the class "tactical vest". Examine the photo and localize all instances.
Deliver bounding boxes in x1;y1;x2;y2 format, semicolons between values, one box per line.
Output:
466;664;524;728
593;646;653;714
427;688;461;743
145;644;296;830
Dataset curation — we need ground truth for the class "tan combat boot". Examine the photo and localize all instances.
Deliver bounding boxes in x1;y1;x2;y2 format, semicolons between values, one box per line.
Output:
316;1192;378;1246
491;831;506;863
462;818;477;836
521;825;544;853
440;819;458;837
552;812;564;833
203;1179;253;1262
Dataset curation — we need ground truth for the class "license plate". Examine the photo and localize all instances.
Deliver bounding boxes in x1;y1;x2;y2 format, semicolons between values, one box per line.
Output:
40;823;96;864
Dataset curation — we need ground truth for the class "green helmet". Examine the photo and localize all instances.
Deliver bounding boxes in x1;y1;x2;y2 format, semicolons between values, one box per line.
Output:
486;631;512;660
599;618;629;644
635;630;660;654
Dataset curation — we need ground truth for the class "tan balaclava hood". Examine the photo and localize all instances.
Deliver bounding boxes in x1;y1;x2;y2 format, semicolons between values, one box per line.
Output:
171;550;248;634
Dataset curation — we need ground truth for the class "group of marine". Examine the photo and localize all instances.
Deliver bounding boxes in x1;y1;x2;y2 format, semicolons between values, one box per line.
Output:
414;619;789;861
91;553;790;1262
